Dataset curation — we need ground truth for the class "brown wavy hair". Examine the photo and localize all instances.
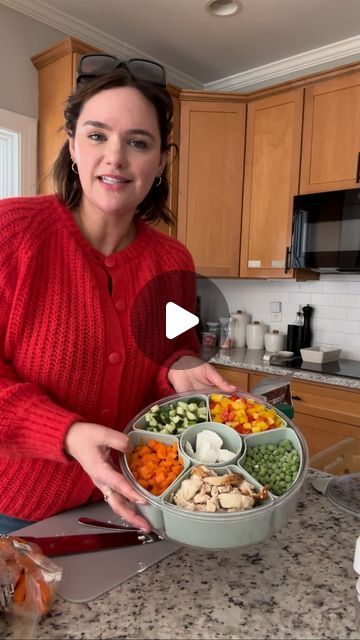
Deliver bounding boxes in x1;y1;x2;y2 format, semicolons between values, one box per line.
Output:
52;70;176;226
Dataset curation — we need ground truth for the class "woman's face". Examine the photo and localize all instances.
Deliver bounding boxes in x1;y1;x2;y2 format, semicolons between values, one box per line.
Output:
69;86;166;219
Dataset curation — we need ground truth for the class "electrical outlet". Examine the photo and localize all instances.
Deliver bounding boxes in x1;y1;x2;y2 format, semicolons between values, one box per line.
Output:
271;312;282;322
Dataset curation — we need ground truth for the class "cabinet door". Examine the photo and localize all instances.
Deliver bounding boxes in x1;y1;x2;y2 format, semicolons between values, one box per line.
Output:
177;100;246;277
240;89;303;278
32;38;101;194
213;365;248;392
300;72;360;193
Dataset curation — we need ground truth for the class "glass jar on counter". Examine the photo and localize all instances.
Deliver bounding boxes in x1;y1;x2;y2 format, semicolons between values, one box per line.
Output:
206;321;220;346
219;317;232;349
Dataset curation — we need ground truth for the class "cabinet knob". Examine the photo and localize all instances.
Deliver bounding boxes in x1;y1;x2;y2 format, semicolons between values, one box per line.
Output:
291;395;302;401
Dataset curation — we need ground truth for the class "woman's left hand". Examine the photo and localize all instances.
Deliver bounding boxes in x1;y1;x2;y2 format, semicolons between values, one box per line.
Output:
168;355;237;393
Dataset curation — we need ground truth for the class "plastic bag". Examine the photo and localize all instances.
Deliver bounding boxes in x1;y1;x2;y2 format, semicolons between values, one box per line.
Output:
0;535;62;639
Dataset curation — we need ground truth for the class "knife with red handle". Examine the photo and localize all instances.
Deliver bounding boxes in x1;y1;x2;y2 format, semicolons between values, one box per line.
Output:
17;530;163;557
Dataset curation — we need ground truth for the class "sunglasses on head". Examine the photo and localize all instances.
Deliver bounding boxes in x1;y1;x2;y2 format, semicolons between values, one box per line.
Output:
77;54;167;86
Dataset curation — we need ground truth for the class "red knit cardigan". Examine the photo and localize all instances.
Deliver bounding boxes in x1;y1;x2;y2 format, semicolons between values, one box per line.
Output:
0;195;199;520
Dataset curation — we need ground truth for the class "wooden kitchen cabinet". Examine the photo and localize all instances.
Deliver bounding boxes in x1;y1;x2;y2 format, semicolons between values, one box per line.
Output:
32;37;101;194
300;70;360;193
215;365;360;457
177;95;246;277
240;89;303;278
290;379;360;456
212;365;249;391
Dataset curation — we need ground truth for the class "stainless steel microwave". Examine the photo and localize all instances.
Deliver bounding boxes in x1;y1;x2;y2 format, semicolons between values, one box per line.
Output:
290;188;360;273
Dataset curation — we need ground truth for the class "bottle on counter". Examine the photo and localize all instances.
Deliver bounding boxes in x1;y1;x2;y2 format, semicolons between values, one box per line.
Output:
264;329;286;353
219;317;233;349
246;321;266;350
302;304;314;348
286;305;304;356
230;310;249;348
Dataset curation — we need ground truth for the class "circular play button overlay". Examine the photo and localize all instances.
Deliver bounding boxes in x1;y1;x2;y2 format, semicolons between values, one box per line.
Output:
130;270;230;369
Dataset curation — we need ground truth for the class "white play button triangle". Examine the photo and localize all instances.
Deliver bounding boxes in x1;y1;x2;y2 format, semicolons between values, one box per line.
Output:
166;302;199;339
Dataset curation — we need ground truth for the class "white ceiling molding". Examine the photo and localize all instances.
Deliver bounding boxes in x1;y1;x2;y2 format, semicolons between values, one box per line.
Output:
0;0;202;89
2;0;360;92
205;35;360;92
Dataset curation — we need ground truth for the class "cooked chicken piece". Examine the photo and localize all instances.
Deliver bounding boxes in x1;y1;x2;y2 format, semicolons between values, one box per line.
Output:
238;479;256;494
193;503;207;512
219;492;255;510
172;492;196;510
193;492;208;504
180;476;203;501
205;499;217;513
217;485;231;494
204;473;244;487
191;465;216;479
209;495;220;509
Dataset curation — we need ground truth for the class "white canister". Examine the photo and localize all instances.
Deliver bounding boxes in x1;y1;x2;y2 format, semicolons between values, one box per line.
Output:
246;321;266;350
230;310;249;348
264;330;286;353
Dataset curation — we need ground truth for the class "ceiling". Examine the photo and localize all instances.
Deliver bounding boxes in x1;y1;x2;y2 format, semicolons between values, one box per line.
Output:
3;0;360;90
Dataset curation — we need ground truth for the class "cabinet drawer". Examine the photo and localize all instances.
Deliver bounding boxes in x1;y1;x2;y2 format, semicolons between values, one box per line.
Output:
214;366;248;391
290;380;360;427
294;412;360;457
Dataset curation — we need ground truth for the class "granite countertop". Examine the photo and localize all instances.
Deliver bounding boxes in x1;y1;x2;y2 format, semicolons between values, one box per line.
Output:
206;347;360;390
1;470;359;640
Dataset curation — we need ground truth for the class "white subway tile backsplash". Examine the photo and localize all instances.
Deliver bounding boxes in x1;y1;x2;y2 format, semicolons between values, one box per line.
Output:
321;306;347;320
323;281;349;294
348;281;360;294
345;335;360;351
206;275;360;361
310;293;339;306
339;320;360;334
348;307;360;321
335;294;360;307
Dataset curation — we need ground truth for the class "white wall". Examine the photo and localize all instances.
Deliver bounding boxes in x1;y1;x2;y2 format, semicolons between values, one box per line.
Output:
198;275;360;361
0;5;65;117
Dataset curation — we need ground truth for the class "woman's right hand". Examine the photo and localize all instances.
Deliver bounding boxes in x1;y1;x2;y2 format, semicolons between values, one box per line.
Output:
64;421;151;532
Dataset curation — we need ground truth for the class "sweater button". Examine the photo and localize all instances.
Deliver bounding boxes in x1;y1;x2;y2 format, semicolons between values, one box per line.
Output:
109;352;121;364
104;256;116;268
115;299;126;311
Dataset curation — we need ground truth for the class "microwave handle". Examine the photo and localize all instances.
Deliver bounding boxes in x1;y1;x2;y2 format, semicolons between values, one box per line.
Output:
356;152;360;183
284;246;291;273
290;209;306;269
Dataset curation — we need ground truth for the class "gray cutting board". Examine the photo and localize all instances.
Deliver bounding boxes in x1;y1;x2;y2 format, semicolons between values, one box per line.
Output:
13;502;180;603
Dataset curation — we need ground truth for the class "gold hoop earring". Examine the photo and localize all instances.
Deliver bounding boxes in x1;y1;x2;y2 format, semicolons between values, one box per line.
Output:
71;161;78;175
154;176;162;187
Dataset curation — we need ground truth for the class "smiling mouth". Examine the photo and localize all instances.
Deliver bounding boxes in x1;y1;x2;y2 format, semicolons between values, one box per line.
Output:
99;176;131;185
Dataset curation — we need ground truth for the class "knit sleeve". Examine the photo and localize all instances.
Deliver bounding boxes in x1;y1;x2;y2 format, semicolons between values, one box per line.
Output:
0;202;82;462
0;360;83;462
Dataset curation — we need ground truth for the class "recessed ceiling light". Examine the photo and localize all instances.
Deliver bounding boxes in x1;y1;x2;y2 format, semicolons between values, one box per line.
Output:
205;0;243;18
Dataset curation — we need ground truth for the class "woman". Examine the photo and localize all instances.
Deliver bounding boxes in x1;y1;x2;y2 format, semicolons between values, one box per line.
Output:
0;56;235;534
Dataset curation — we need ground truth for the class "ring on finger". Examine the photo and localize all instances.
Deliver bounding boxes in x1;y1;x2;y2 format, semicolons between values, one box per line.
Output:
103;488;115;503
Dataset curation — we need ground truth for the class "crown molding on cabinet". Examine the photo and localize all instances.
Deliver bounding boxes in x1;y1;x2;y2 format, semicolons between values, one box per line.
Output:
205;35;360;92
2;0;360;92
